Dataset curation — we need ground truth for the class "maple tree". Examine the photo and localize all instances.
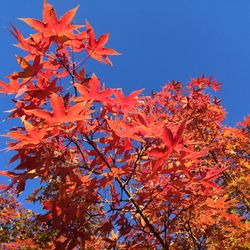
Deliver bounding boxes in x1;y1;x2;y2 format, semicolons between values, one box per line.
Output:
0;1;249;249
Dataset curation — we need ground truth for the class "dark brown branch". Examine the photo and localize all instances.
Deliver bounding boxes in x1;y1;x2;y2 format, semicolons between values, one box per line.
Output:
84;134;169;249
124;143;149;186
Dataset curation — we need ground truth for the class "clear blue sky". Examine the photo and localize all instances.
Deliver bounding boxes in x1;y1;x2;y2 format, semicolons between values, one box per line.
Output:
0;0;249;210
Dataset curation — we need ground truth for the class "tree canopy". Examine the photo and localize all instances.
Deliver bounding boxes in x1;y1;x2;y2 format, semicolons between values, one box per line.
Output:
0;1;249;249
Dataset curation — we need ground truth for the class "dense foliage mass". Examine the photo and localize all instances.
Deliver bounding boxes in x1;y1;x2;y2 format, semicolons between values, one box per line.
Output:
0;1;249;249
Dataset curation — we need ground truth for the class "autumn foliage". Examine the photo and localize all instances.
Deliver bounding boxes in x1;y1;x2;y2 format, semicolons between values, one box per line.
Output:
0;1;249;249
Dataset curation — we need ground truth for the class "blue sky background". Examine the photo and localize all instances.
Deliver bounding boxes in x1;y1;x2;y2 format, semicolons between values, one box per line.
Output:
0;0;249;210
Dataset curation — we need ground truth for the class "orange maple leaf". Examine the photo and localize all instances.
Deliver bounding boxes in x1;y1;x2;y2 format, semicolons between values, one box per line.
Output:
0;77;19;95
4;120;52;149
12;56;42;80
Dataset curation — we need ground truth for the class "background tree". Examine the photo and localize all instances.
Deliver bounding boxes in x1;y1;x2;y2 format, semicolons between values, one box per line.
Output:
0;188;54;249
0;1;249;249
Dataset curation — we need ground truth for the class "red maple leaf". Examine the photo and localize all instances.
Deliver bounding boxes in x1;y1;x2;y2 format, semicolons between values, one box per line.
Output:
86;20;120;65
74;73;113;103
19;0;82;42
26;93;93;124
